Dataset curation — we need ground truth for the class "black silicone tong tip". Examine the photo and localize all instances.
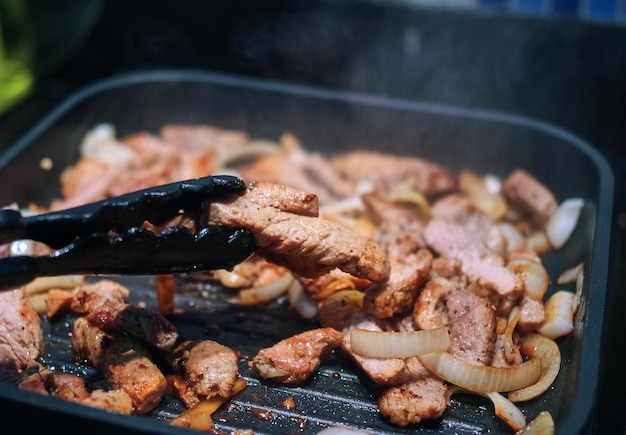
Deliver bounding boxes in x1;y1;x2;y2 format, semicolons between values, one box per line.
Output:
0;174;246;249
0;226;255;291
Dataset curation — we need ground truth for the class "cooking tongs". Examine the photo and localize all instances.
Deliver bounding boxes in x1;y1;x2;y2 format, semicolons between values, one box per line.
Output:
0;175;255;291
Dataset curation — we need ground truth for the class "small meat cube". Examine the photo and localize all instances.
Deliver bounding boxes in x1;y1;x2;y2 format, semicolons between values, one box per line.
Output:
172;340;239;399
501;169;558;226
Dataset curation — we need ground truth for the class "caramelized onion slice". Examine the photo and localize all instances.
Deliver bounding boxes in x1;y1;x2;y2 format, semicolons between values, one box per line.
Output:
459;170;507;221
537;290;576;340
507;259;550;301
419;351;541;393
546;198;584;249
516;410;555;435
235;272;294;305
288;279;318;320
449;386;526;432
508;333;561;403
350;327;450;358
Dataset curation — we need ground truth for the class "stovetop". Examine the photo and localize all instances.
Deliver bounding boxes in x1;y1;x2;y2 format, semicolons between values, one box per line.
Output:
0;1;624;433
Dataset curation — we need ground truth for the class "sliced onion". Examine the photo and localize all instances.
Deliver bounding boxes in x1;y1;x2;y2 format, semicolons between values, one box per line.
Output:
288;279;318;319
235;272;294;305
517;410;555;434
448;386;526;432
319;196;365;217
418;351;541;393
23;275;85;296
546;198;584;249
486;392;526;431
508;333;561;403
497;222;525;253
350;327;450;358
556;262;584;285
215;269;253;288
214;139;281;169
507;259;550;301
459;170;507;221
504;306;522;365
316;427;373;435
384;190;431;220
80;123;135;164
536;291;576;340
317;290;364;330
525;230;551;254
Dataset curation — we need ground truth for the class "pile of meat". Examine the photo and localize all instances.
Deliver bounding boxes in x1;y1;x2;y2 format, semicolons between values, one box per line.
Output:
0;124;577;431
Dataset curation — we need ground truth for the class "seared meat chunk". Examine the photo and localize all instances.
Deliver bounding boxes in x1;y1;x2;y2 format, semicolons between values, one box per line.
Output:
171;340;239;400
446;287;497;366
331;151;457;198
0;288;44;370
363;248;432;319
103;335;167;414
207;183;390;283
250;328;344;384
378;357;448;426
501;169;558;226
72;317;166;414
87;303;178;352
424;218;520;298
71;279;129;314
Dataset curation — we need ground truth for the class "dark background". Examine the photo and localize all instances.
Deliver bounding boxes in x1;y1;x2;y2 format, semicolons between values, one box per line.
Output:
0;0;624;433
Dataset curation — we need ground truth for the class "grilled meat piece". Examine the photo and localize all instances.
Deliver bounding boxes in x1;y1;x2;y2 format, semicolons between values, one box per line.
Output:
72;317;167;414
249;328;344;384
446;287;497;366
171;340;239;400
501;169;558;226
87;303;178;352
71;279;129;314
207;183;390;283
377;357;449;426
331;151;457;199
0;288;44;370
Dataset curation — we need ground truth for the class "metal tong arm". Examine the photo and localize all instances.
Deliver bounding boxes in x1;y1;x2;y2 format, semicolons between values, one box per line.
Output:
0;174;247;249
0;226;255;291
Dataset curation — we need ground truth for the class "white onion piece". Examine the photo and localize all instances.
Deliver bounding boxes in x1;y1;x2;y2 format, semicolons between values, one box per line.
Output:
556;262;584;285
384;190;431;219
459;170;507;221
23;275;85;296
319;196;365;217
509;333;561;403
80;123;135;164
288;279;318;319
536;291;576;340
419;351;541;393
504;306;521;365
486;392;526;431
216;269;253;289
507;259;550;301
525;230;551;254
546;198;584;249
214;139;281;169
517;411;555;434
497;222;525;253
236;273;294;305
350;327;450;358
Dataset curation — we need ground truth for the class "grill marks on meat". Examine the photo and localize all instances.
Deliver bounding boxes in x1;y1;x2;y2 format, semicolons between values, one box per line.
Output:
249;328;344;384
207;183;390;283
0;289;44;370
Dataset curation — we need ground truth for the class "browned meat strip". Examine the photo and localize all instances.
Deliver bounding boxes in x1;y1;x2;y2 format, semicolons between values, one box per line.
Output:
446;287;497;366
207;186;390;283
171;340;239;400
0;288;44;370
424;218;520;298
238;135;354;205
160;124;248;154
249;328;344;384
363;248;433;319
501;169;558;226
378;357;449;426
87;303;179;352
331;151;457;198
245;180;319;216
361;191;427;256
